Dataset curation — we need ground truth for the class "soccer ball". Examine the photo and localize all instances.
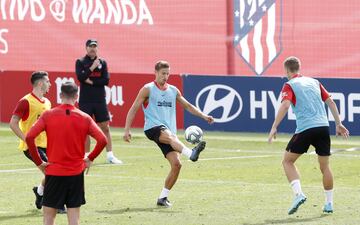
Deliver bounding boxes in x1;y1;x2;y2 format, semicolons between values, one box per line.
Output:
184;125;203;144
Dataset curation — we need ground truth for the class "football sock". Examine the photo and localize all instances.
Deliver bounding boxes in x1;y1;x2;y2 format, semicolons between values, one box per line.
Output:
106;151;114;159
159;188;170;199
290;179;303;196
324;189;333;204
37;183;44;196
181;147;192;158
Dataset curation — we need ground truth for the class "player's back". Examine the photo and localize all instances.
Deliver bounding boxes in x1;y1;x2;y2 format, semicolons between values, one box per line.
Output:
41;104;92;175
287;76;328;133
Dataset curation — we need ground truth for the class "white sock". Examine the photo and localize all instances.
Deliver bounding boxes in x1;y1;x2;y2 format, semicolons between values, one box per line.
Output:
324;189;333;204
159;187;170;199
37;184;44;196
107;151;114;159
290;179;303;196
181;147;192;158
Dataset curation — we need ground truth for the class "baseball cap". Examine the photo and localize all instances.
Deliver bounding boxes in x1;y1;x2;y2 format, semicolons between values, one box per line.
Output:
86;39;98;47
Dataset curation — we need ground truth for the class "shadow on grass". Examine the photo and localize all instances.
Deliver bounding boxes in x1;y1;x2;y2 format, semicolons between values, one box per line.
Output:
243;214;331;225
0;209;42;222
97;207;181;214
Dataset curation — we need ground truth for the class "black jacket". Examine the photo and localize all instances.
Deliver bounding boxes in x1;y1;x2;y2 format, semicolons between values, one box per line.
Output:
75;55;109;103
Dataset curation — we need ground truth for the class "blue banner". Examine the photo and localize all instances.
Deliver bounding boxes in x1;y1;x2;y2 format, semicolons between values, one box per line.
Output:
183;75;360;135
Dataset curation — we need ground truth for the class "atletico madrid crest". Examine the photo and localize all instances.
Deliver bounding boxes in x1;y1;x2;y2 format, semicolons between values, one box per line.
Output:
233;0;283;75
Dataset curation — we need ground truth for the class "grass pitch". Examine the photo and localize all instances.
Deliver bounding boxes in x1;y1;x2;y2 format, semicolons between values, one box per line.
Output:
0;123;359;225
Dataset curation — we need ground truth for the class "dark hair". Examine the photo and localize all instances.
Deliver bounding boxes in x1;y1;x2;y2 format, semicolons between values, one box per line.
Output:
155;60;170;71
86;39;98;47
61;82;78;98
31;71;48;85
284;56;300;73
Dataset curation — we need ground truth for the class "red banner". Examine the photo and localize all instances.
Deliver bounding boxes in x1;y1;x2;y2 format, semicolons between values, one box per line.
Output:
0;71;184;129
0;0;359;77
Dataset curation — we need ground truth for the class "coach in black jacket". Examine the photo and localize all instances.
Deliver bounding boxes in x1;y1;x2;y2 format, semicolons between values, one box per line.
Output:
75;39;123;164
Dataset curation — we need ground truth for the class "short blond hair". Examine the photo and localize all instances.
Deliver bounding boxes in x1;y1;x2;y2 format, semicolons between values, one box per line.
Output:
155;60;170;71
284;56;301;73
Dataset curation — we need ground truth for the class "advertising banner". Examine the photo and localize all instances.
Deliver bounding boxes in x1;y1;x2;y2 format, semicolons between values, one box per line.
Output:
0;71;184;129
0;0;359;77
183;75;360;134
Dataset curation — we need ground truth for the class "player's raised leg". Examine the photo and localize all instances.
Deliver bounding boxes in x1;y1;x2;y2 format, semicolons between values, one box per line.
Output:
159;129;206;162
155;129;205;207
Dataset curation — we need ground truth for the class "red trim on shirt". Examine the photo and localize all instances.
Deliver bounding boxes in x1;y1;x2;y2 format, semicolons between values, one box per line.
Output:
319;83;330;101
281;74;301;105
153;81;168;91
143;99;149;109
13;98;30;120
281;80;331;106
281;84;296;105
90;71;101;77
31;92;45;103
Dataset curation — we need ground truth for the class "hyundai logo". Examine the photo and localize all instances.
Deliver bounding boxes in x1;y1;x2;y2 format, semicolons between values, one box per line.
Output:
196;84;243;123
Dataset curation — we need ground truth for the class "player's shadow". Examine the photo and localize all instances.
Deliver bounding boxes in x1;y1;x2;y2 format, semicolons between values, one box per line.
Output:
97;207;181;214
243;214;330;225
0;209;42;222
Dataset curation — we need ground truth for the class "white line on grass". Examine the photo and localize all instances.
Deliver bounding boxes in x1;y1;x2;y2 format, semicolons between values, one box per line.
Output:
221;149;281;154
0;163;34;166
0;168;36;173
0;164;133;173
217;148;360;157
0;155;276;173
198;155;274;161
309;147;360;155
95;163;133;167
0;151;359;174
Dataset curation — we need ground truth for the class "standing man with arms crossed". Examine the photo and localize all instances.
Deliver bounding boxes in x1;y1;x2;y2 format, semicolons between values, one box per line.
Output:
123;61;214;207
75;39;122;164
268;56;349;215
9;71;54;210
26;82;107;225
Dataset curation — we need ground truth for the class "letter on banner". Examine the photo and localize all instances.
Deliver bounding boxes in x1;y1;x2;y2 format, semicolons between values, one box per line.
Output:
250;90;267;119
348;93;360;122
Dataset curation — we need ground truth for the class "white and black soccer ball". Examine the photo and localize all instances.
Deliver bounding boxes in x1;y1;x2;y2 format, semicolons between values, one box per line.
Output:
184;125;203;144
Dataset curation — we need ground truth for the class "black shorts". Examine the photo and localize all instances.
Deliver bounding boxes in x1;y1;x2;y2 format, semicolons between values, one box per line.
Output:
79;102;110;123
286;126;331;156
23;147;48;162
144;125;175;157
43;173;86;209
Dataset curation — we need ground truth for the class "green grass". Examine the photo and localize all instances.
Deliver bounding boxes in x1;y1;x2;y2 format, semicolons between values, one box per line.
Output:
0;123;359;225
